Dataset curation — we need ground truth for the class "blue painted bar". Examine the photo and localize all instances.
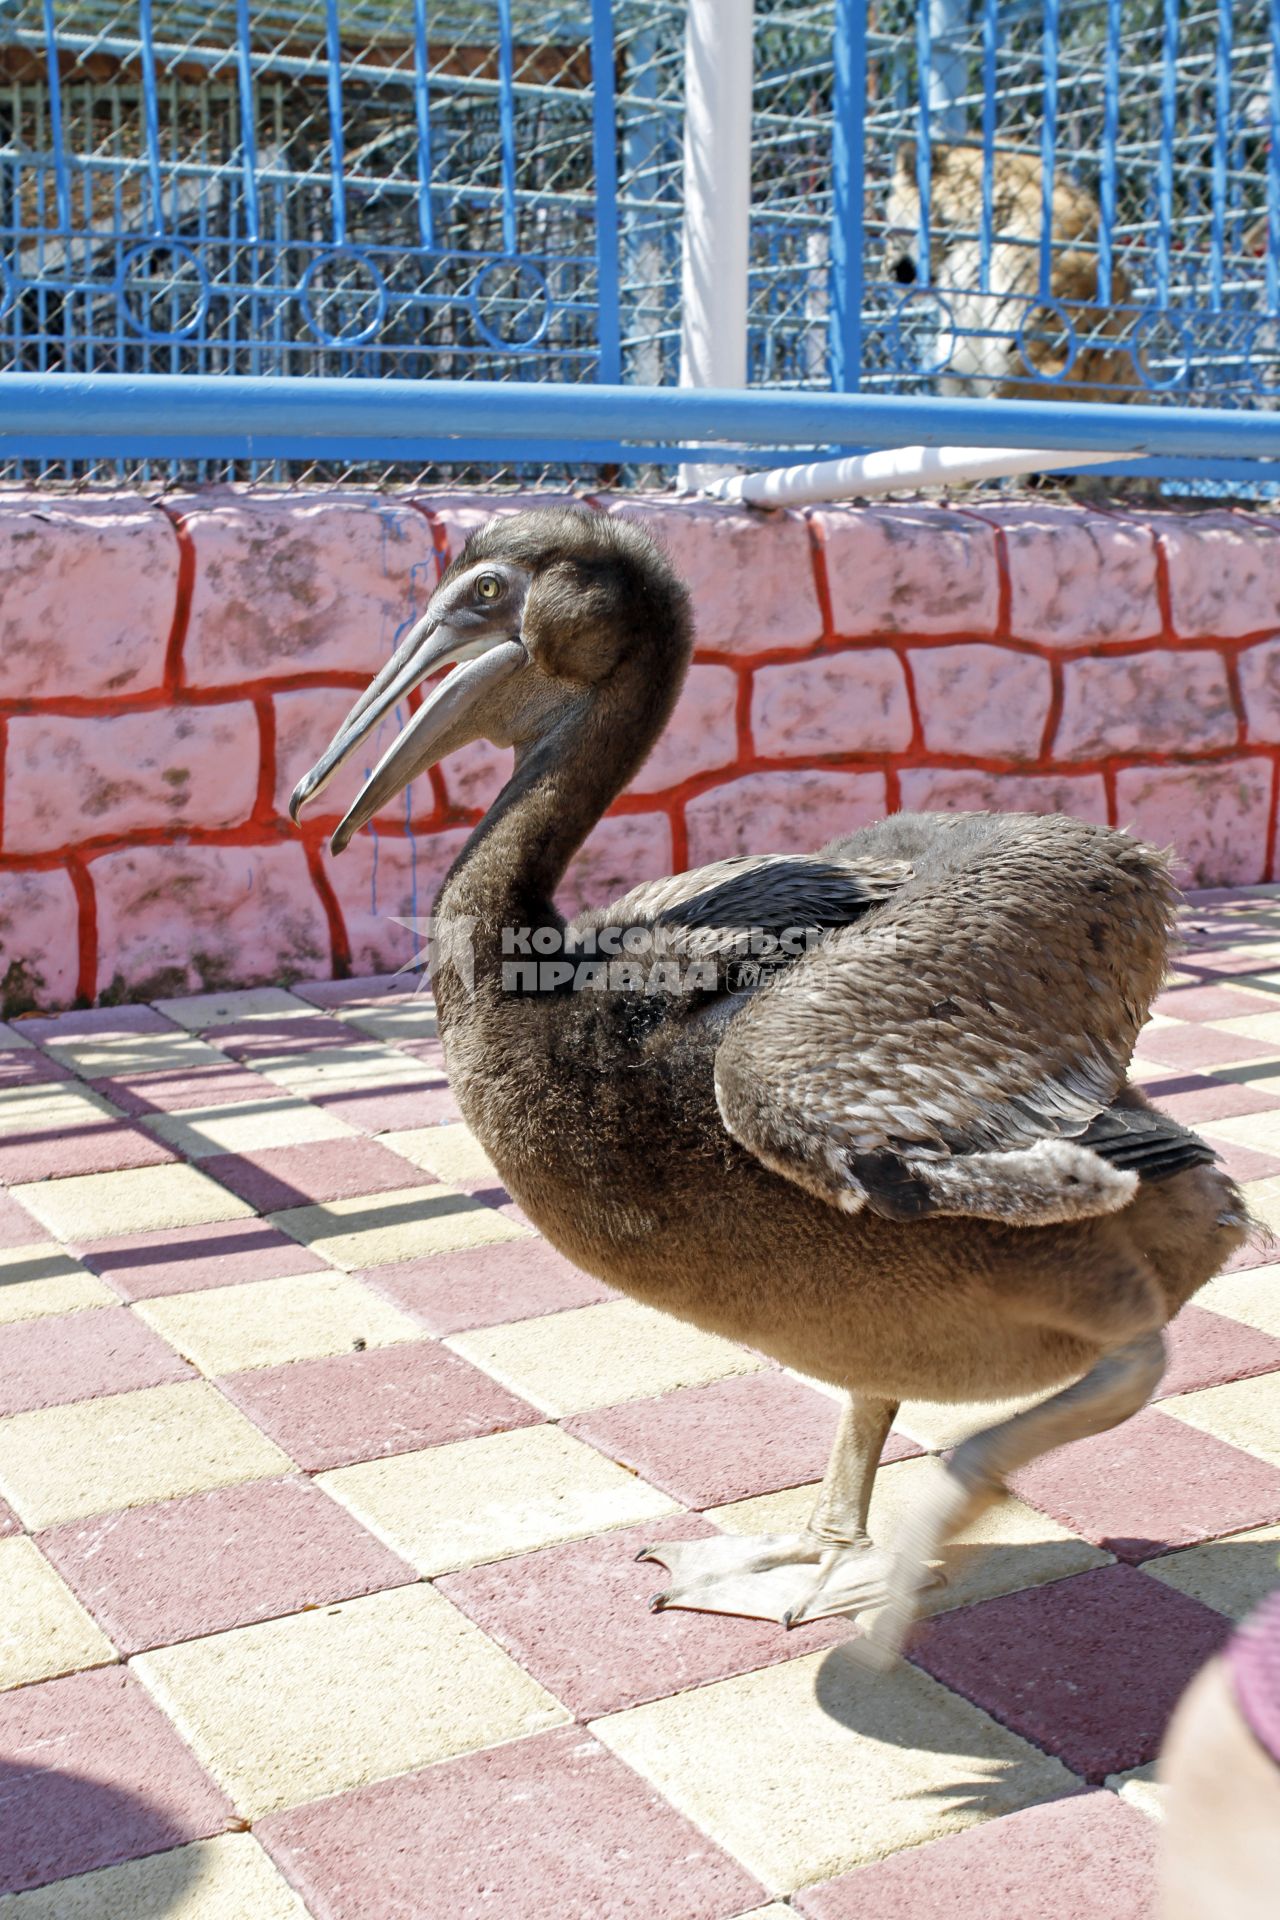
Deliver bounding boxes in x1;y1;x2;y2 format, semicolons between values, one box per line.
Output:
0;372;1277;462
589;0;621;383
323;0;348;246
1156;0;1180;309
914;0;933;282
1098;0;1121;305
496;0;519;258
38;0;71;238
1270;0;1280;314
1038;0;1060;304
411;0;435;251
830;0;867;391
979;0;997;293
1210;0;1231;310
136;0;166;234
233;0;261;244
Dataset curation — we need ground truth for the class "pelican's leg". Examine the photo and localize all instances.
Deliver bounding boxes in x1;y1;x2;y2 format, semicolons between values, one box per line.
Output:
851;1328;1168;1671
636;1391;899;1626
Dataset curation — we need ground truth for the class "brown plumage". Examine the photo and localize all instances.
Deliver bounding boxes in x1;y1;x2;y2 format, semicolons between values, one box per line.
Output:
291;507;1249;1663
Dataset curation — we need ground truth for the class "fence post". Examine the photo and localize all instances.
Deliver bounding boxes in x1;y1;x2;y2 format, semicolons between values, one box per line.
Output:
677;0;754;490
831;0;867;393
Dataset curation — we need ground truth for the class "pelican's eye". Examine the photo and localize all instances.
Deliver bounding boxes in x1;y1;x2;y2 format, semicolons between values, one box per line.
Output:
475;572;504;602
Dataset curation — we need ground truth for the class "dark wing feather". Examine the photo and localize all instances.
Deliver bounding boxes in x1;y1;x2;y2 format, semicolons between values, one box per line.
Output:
713;813;1177;1209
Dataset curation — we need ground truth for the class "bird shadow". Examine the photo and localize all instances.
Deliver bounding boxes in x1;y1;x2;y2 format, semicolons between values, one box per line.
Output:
0;1759;210;1909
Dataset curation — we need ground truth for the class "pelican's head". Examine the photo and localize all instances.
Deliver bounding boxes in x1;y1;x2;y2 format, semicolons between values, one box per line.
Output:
289;507;690;854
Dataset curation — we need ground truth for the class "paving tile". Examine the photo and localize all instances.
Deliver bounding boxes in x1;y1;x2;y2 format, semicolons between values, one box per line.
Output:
0;1050;71;1089
1205;1137;1280;1181
40;1477;418;1655
134;1271;425;1374
1135;1024;1280;1070
1203;1105;1280;1151
439;1515;849;1720
292;973;406;1009
257;1723;765;1920
1211;1009;1280;1043
1106;1761;1165;1823
153;986;316;1030
1008;1407;1280;1561
449;1297;765;1416
134;1583;567;1818
894;1389;1046;1452
210;1014;357;1063
270;1184;527;1268
909;1562;1230;1782
0;1537;116;1688
566;1370;917;1510
1163;1373;1280;1465
220;1339;540;1470
0;1667;232;1895
252;1043;429;1095
1158;1301;1280;1396
34;1030;232;1080
199;1135;431;1211
379;1122;499;1190
0;1380;292;1529
1132;1073;1280;1125
1196;1262;1280;1336
76;1217;330;1301
792;1790;1156;1920
0;1117;177;1185
365;1237;615;1333
594;1646;1074;1895
0;1307;194;1416
0;1834;311;1919
713;1454;1109;1612
19;1006;176;1043
1142;1525;1280;1622
319;1423;678;1574
311;1082;462;1133
336;1001;438;1045
142;1098;356;1160
0;1497;18;1537
1154;982;1275;1021
0;1244;115;1324
0;1083;126;1136
12;1164;255;1243
89;1063;287;1117
0;1193;46;1251
1238;1173;1280;1238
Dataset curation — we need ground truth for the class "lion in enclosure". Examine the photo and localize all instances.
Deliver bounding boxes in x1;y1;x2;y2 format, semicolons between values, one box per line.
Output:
885;141;1134;403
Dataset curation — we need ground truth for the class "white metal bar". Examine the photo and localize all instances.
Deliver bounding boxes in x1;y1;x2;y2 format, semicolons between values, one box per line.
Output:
677;0;754;491
703;442;1130;507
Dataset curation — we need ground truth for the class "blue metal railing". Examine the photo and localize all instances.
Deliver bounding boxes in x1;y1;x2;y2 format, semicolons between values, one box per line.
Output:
1;2;1279;476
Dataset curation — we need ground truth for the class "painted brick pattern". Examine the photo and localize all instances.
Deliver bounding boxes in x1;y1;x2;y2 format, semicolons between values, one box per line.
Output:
0;488;1278;1010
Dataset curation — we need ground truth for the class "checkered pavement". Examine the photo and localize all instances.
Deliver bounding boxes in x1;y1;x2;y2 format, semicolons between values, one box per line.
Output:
1;894;1279;1917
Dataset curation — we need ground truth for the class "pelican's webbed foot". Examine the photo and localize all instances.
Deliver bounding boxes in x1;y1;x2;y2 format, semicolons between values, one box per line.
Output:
636;1531;907;1628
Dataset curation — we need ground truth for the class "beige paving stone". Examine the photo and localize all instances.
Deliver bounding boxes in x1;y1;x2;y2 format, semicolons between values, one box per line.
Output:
36;1030;232;1079
320;1422;677;1574
1105;1763;1165;1823
0;1083;121;1137
1194;1265;1280;1337
1142;1525;1280;1620
730;1909;795;1920
381;1122;499;1187
0;1244;114;1325
1200;1110;1280;1152
12;1164;255;1242
143;1096;356;1159
135;1583;567;1817
0;1380;292;1528
270;1184;526;1269
340;1001;438;1044
711;1455;1109;1612
136;1271;426;1373
0;1833;312;1917
448;1298;764;1416
1208;1012;1280;1044
895;1388;1050;1452
1238;1175;1280;1236
1163;1374;1280;1466
153;986;315;1030
594;1647;1075;1894
253;1045;428;1094
0;1536;116;1689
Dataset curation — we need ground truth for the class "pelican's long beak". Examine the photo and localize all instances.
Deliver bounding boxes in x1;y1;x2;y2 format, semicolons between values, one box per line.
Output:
288;610;525;854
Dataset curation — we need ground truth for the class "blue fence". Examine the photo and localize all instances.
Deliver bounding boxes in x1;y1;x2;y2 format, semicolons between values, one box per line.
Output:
0;1;1278;478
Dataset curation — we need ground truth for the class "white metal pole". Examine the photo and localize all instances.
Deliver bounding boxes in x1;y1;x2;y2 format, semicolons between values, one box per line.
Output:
702;441;1128;507
677;0;755;491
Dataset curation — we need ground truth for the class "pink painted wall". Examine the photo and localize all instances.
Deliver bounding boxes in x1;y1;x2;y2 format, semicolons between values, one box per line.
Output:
1;486;1278;1013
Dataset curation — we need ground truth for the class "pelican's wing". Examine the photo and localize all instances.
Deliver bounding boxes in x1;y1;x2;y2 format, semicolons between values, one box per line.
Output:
713;816;1177;1214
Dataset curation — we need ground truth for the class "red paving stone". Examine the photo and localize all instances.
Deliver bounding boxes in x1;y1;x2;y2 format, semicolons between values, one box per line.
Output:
0;1189;48;1249
438;1515;850;1719
0;1048;73;1088
0;1307;194;1417
1154;983;1278;1022
0;1495;20;1536
200;1136;436;1213
1008;1407;1280;1562
291;975;408;1009
0;1667;232;1895
364;1237;616;1334
217;1339;541;1470
910;1563;1231;1780
74;1217;332;1299
88;1064;285;1116
210;1015;357;1062
312;1082;462;1132
1135;1023;1280;1071
794;1790;1157;1920
1207;1138;1280;1181
1159;1303;1280;1398
1132;1072;1280;1124
566;1369;920;1510
256;1724;767;1920
0;1119;177;1185
40;1477;418;1655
